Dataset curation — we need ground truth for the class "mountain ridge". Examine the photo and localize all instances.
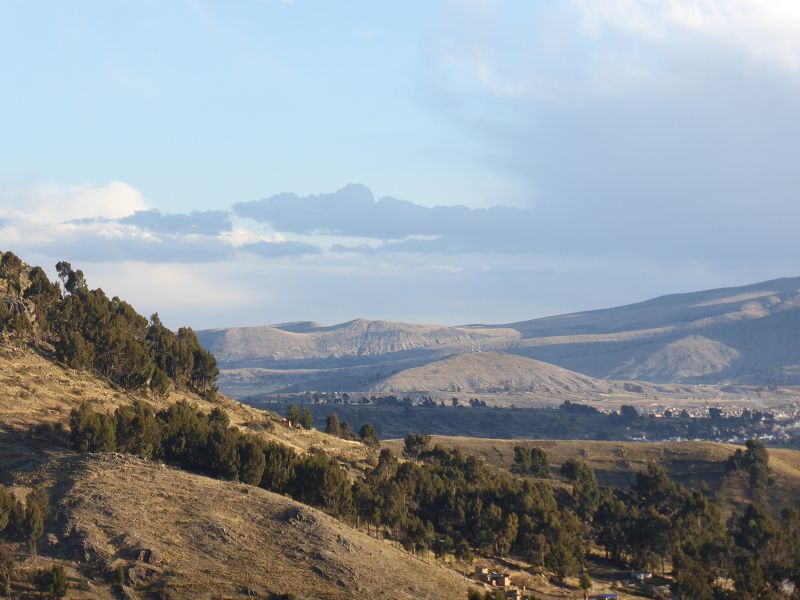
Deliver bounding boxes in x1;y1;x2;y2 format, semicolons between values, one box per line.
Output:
199;275;800;397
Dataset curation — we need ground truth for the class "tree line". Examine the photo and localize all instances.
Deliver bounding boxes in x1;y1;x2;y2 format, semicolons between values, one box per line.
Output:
0;252;218;395
68;400;799;599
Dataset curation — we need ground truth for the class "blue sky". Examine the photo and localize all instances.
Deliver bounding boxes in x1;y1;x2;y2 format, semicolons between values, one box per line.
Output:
2;1;800;329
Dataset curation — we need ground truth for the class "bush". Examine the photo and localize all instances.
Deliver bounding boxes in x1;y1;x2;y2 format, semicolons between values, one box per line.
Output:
300;408;314;430
291;449;352;516
33;565;68;599
69;404;116;453
402;433;431;459
287;404;302;426
325;413;341;437
238;436;266;485
149;367;171;398
115;400;161;459
24;488;49;552
261;442;297;494
0;487;13;535
0;546;13;597
358;423;380;448
513;446;550;478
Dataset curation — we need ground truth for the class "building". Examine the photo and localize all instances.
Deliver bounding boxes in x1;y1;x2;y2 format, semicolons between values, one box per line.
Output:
490;572;511;587
474;566;511;588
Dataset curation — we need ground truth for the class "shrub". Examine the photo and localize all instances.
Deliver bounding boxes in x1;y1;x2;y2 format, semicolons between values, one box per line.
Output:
69;403;116;453
402;433;431;459
33;565;68;599
513;446;550;478
300;408;314;430
0;546;13;597
325;412;341;436
261;442;297;494
115;400;161;459
291;449;352;516
24;488;49;553
238;436;266;485
358;423;380;448
0;487;13;535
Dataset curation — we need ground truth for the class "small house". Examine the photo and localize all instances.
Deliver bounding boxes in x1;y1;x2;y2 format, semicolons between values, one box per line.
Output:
489;572;511;587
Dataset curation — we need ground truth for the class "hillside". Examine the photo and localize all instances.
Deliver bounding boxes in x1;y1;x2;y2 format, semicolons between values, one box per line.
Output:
382;437;800;515
370;351;659;405
0;252;480;598
200;276;800;399
495;276;800;383
4;452;470;600
0;345;469;598
199;318;519;367
366;349;800;408
372;351;602;394
0;346;372;469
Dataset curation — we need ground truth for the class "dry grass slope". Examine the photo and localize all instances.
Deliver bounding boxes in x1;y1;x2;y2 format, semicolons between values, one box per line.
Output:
0;346;373;471
21;453;469;600
0;346;477;598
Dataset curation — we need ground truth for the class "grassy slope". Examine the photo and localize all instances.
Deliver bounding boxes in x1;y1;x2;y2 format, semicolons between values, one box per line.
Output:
0;346;372;470
384;437;800;514
0;347;473;599
11;453;469;600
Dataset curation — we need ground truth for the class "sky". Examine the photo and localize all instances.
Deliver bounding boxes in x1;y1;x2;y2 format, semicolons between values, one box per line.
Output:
1;0;799;329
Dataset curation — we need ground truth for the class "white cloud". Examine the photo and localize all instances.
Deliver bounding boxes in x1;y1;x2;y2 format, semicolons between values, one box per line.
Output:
0;181;324;264
574;0;800;70
0;181;148;225
219;227;286;247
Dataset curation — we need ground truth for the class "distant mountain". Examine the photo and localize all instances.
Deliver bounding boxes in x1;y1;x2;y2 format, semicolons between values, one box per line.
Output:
199;276;800;397
493;276;800;384
199;318;518;367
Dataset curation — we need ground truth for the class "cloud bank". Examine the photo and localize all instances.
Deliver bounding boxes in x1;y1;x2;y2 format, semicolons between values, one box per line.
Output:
0;182;321;264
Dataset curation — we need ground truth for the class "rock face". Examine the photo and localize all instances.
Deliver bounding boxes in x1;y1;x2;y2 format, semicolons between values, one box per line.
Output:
0;251;37;336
